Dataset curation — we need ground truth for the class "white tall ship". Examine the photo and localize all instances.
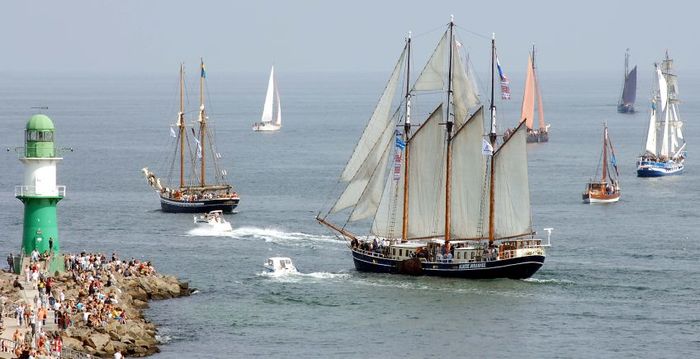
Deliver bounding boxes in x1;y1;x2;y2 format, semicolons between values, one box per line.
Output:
637;52;686;177
253;66;282;132
316;18;549;279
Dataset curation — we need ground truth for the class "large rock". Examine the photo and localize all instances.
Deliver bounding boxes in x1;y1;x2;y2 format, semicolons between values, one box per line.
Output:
61;336;84;352
86;332;111;351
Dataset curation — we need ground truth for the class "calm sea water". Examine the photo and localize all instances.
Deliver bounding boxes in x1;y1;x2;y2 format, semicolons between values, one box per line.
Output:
1;68;699;358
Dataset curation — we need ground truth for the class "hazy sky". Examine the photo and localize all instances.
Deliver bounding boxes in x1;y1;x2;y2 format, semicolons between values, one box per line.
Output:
1;0;696;75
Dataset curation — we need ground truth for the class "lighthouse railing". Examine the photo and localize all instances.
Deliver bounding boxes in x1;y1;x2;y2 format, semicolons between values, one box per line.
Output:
14;185;66;197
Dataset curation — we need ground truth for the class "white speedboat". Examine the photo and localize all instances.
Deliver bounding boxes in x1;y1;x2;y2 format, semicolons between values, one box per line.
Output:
193;210;232;232
263;257;297;274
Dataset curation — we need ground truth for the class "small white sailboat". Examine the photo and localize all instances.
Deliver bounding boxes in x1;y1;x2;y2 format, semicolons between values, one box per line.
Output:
193;210;233;232
263;257;298;274
252;66;282;132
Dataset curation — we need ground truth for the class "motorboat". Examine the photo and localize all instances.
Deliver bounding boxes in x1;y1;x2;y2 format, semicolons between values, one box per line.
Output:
193;210;232;232
263;257;297;274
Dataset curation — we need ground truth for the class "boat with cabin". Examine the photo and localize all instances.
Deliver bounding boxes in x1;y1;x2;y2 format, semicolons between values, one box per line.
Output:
252;66;282;132
637;52;686;177
263;257;298;274
583;123;620;203
316;18;550;279
142;60;240;212
617;49;637;113
193;210;233;232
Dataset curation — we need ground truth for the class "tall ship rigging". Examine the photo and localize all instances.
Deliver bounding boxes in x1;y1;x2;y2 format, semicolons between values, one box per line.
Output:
142;60;240;213
519;46;550;143
317;18;549;279
637;52;686;177
617;49;637;113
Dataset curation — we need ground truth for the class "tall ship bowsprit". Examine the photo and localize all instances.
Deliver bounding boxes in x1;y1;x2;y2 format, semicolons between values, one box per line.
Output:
142;60;240;213
317;18;550;280
519;45;550;143
617;49;637;113
637;51;686;177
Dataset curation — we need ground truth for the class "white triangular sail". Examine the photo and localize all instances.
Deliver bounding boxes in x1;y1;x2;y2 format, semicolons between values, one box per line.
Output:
274;84;282;126
452;41;480;127
371;147;404;237
349;127;394;221
660;105;670;158
657;66;668;112
412;31;448;91
260;66;276;124
491;124;532;238
332;120;396;214
450;107;486;238
644;105;657;156
407;105;446;238
341;48;406;181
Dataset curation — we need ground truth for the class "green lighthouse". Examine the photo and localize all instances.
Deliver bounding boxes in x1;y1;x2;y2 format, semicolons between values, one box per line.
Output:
16;114;65;273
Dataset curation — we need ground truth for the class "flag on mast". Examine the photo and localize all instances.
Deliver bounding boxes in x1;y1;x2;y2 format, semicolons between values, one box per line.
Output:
496;56;511;100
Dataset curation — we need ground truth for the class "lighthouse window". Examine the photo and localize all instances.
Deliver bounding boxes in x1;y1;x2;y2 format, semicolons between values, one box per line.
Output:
26;131;53;142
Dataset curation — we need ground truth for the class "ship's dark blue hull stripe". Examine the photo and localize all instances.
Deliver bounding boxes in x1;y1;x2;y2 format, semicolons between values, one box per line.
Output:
351;250;545;279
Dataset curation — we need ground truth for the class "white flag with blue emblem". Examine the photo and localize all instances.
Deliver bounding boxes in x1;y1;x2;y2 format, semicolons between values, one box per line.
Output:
482;138;493;156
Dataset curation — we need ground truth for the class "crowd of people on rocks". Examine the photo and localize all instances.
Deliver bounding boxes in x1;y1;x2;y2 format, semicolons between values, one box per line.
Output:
1;250;159;358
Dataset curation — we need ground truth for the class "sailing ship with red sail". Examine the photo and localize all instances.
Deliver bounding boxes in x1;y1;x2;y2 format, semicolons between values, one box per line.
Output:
519;46;550;143
316;18;550;279
583;123;620;204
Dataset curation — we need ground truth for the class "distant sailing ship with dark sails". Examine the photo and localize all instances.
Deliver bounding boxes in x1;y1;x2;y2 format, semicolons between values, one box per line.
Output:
142;60;240;213
519;46;549;143
317;18;550;279
637;51;686;177
617;49;637;113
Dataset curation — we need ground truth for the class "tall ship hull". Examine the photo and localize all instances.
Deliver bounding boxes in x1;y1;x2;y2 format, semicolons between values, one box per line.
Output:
526;130;548;143
351;248;544;279
636;159;684;177
617;104;635;113
159;195;239;213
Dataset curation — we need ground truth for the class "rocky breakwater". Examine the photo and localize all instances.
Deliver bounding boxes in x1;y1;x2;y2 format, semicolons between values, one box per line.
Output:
53;254;193;357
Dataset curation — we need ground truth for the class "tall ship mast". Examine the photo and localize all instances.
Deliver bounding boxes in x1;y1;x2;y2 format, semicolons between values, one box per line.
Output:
519;45;550;143
142;60;240;212
617;49;637;113
317;18;550;279
637;51;686;177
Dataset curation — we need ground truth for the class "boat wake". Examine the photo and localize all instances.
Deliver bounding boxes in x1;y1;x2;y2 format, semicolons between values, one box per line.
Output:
259;271;351;282
522;277;574;285
186;227;233;237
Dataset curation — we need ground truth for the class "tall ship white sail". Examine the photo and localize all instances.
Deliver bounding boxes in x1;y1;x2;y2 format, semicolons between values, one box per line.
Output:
253;66;282;132
519;46;550;143
637;51;686;177
617;49;637;113
317;18;549;279
142;60;240;212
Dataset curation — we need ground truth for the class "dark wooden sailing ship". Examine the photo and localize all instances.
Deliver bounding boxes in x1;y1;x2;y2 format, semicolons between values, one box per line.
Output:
143;60;240;213
583;123;620;203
